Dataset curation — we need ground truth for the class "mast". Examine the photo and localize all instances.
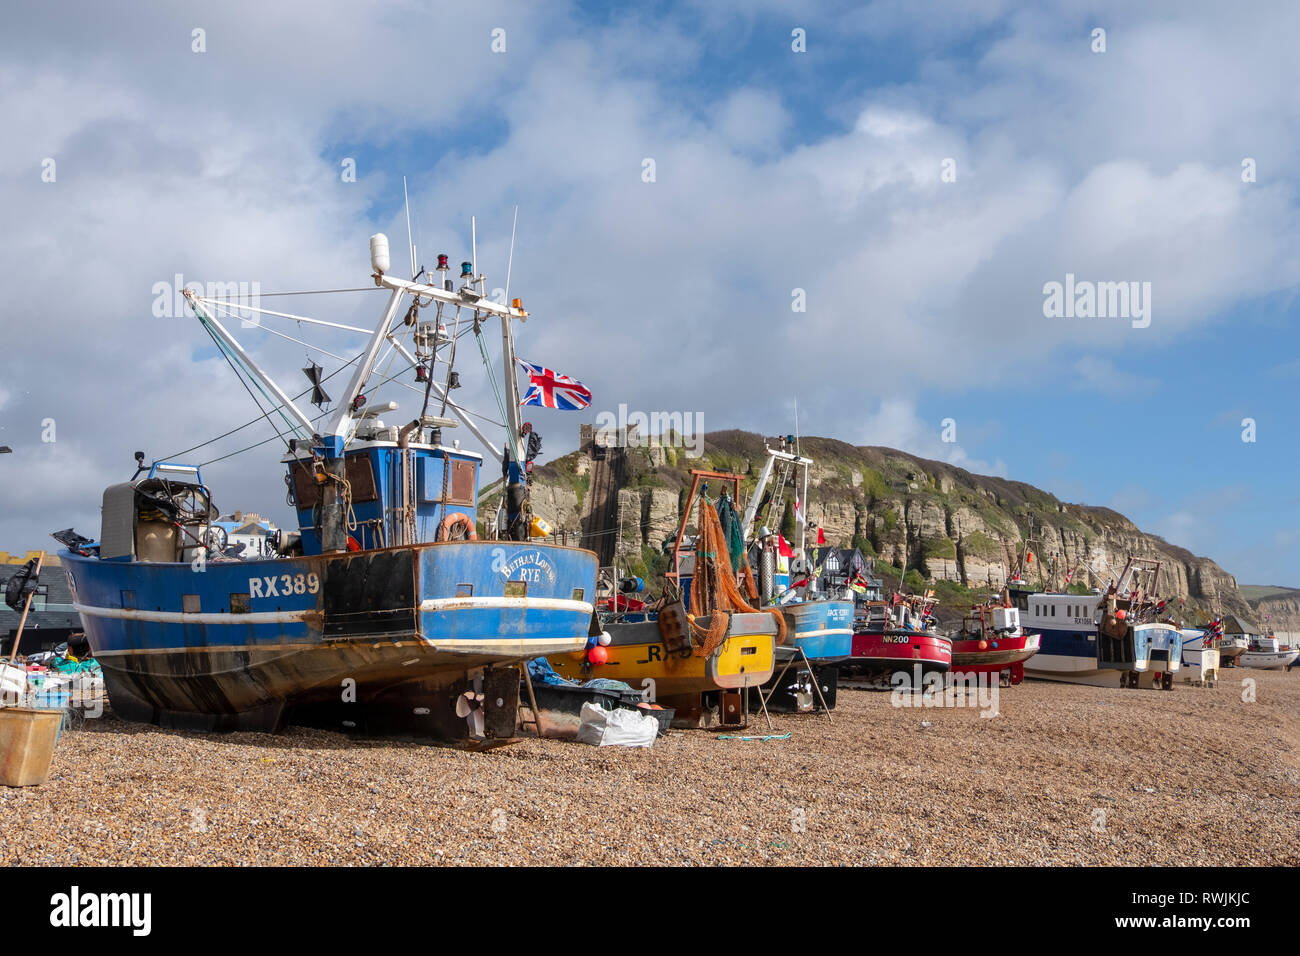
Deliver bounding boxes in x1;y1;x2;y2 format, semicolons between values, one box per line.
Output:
740;447;779;540
324;287;407;455
743;442;811;541
798;454;809;554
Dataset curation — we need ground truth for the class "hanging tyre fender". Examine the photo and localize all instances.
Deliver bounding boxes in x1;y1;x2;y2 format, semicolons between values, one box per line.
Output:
436;511;478;542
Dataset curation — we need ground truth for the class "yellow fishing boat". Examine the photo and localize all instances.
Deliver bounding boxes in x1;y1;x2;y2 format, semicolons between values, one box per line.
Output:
549;467;781;727
549;606;777;702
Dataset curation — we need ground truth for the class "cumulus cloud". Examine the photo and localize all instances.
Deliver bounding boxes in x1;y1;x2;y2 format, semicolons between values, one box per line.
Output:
1;0;1298;558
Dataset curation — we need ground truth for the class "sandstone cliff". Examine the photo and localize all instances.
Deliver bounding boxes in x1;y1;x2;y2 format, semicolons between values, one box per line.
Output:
515;428;1252;620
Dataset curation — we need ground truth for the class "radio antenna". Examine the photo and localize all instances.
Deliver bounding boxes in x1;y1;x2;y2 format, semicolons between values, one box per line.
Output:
403;176;416;278
504;206;519;304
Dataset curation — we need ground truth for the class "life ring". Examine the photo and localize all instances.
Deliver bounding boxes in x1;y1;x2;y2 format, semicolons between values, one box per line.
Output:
436;512;478;542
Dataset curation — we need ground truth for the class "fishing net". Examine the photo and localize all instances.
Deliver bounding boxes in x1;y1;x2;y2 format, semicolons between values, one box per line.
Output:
688;496;786;656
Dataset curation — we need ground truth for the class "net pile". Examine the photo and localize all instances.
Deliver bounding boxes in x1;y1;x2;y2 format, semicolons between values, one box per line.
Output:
688;496;786;656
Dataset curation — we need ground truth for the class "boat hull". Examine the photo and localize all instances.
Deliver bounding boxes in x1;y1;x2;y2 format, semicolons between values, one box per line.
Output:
1217;639;1248;662
1239;649;1299;670
547;611;777;700
845;629;952;675
780;600;854;662
61;541;598;739
950;632;1041;683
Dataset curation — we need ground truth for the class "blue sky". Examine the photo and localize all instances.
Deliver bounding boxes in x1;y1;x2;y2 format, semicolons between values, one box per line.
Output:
1;0;1298;584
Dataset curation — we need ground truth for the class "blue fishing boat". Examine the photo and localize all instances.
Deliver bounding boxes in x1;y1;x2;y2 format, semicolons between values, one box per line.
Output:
778;600;855;662
55;228;598;744
742;442;854;664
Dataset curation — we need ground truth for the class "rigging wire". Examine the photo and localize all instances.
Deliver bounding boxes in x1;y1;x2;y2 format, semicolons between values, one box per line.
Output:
196;355;428;467
207;302;351;363
197;320;293;457
243;287;384;298
168;291;511;466
160;347;366;461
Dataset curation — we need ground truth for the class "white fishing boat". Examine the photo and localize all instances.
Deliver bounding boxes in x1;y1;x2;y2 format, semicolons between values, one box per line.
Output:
1019;557;1182;688
1239;635;1299;670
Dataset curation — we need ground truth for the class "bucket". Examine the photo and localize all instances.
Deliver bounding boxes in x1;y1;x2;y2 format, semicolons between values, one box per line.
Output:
0;707;63;787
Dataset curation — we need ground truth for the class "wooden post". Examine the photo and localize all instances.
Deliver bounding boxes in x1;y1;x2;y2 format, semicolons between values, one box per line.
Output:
8;551;46;664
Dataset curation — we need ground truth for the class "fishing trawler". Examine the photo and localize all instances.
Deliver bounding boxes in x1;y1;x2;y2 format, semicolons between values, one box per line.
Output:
548;471;778;727
1093;559;1182;689
1017;558;1181;688
1217;633;1249;666
55;228;599;745
742;442;855;665
739;442;854;710
950;598;1041;686
845;593;952;679
1239;633;1299;670
1013;588;1105;683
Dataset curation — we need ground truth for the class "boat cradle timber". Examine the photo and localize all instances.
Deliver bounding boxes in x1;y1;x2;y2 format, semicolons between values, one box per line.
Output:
57;230;598;745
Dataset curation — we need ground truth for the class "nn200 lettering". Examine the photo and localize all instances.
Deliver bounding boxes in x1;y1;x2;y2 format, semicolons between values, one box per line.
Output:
249;573;320;599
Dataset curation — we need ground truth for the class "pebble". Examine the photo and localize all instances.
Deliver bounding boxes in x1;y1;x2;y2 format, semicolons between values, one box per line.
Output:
2;669;1297;865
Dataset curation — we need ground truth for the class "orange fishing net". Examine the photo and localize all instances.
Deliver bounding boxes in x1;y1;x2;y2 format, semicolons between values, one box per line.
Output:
688;496;786;656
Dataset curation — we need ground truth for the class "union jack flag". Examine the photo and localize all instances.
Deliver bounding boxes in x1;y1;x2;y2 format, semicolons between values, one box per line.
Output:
516;359;592;410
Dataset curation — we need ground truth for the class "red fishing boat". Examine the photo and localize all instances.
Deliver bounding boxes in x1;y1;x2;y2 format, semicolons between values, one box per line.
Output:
845;593;951;677
950;598;1040;686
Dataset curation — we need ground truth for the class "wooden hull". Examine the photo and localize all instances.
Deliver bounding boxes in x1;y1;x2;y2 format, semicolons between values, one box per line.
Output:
950;632;1041;671
846;629;952;675
547;612;777;699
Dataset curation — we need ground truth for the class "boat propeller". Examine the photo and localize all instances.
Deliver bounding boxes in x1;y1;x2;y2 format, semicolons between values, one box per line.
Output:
455;675;487;738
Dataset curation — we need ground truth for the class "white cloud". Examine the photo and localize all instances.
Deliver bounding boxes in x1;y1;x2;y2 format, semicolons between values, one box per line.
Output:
2;0;1300;561
853;398;1007;477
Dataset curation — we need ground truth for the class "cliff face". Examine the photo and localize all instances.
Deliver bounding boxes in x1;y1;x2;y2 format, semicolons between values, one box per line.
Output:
1244;588;1300;634
520;429;1252;619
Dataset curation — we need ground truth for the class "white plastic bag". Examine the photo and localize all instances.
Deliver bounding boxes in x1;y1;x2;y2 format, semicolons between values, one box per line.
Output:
575;701;657;748
0;661;26;699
